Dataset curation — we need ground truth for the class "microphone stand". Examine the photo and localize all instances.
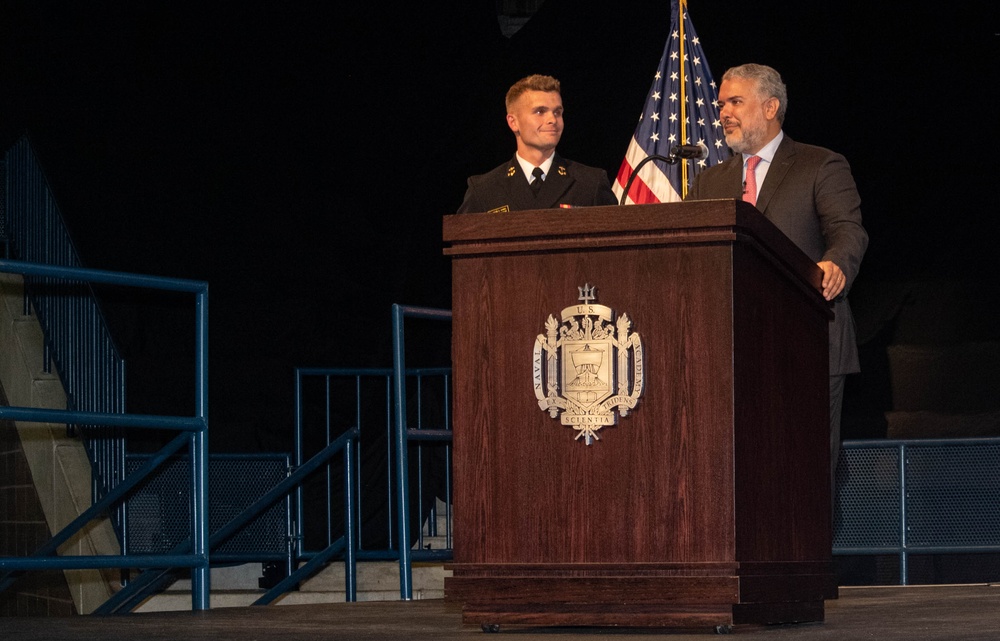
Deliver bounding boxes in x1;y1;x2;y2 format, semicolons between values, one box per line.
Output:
618;154;679;206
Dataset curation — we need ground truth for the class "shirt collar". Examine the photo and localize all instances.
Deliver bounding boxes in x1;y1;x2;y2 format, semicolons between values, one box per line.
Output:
744;130;783;165
516;153;555;182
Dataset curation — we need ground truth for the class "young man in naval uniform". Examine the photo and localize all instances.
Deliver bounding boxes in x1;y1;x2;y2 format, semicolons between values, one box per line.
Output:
457;74;618;214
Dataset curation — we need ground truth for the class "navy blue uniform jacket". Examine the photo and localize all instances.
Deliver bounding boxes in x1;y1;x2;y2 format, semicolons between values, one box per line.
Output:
457;154;617;214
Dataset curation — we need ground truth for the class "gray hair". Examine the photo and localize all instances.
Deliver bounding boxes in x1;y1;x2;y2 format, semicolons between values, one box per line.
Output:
723;64;788;124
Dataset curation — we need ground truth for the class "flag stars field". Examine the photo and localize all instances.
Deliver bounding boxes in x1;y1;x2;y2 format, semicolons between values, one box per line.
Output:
612;0;728;204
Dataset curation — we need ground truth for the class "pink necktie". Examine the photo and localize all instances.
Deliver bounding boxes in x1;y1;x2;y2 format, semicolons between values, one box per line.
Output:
743;155;762;206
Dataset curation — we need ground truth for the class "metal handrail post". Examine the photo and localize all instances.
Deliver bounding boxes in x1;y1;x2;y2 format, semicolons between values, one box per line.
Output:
294;368;305;565
326;376;333;548
190;285;210;610
391;303;413;599
391;304;453;600
899;442;909;586
344;433;357;602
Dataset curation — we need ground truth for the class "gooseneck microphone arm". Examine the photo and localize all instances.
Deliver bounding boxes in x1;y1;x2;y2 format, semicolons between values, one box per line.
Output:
618;142;710;206
618;154;678;206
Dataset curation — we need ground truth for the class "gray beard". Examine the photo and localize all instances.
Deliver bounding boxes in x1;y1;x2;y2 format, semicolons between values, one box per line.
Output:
725;127;765;155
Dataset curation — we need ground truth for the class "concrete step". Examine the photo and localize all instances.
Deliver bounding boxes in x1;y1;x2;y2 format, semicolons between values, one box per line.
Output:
134;498;455;613
887;342;1000;413
134;587;433;612
300;561;448;599
413;534;450;550
134;560;450;613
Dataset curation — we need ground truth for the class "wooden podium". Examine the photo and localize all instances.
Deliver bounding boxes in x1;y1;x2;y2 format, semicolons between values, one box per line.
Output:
441;200;835;631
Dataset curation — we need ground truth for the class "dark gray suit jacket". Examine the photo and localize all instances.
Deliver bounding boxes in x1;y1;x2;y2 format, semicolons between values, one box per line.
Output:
457;154;618;214
687;135;869;375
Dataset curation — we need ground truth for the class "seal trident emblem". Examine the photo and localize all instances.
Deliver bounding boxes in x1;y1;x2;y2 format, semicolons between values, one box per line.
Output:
532;284;644;445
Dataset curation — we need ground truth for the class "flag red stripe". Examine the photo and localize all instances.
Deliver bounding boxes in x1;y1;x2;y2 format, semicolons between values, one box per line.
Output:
615;160;662;205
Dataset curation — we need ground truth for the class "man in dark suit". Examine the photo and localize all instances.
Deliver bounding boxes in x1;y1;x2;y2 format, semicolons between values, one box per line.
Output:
686;63;868;488
457;74;618;214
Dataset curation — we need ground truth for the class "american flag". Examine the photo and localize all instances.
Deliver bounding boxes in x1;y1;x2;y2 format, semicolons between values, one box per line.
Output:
612;0;729;204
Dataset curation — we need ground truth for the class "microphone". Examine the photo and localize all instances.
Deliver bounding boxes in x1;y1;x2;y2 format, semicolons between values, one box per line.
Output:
670;142;709;160
617;142;709;206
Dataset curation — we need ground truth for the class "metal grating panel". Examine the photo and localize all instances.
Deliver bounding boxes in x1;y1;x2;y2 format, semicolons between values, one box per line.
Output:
834;446;902;549
905;443;1000;548
126;455;289;556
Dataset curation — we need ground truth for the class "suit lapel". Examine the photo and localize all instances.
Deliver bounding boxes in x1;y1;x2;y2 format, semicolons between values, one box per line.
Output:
507;153;575;209
503;158;539;211
719;157;744;199
755;137;796;214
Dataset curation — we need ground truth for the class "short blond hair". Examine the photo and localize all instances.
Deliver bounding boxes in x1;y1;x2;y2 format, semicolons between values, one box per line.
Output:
505;74;561;112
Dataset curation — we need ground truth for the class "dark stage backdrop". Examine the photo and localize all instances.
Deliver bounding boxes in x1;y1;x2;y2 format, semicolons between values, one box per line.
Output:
1;1;996;452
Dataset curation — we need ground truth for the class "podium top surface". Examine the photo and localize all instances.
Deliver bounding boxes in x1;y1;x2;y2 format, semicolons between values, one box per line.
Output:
443;199;747;241
442;199;825;307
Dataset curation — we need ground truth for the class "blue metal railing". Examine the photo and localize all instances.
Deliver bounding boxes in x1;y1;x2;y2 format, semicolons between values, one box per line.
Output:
250;429;359;605
3;135;129;518
391;304;452;599
293;365;452;597
98;428;361;612
0;258;211;609
1;135;217;609
291;305;452;601
3;135;370;611
834;437;1000;585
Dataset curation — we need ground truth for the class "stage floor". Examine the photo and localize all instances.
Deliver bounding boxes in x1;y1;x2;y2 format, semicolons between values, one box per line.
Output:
5;584;1000;640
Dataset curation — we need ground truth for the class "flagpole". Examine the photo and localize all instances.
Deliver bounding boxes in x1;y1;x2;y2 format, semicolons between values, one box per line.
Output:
677;0;689;197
